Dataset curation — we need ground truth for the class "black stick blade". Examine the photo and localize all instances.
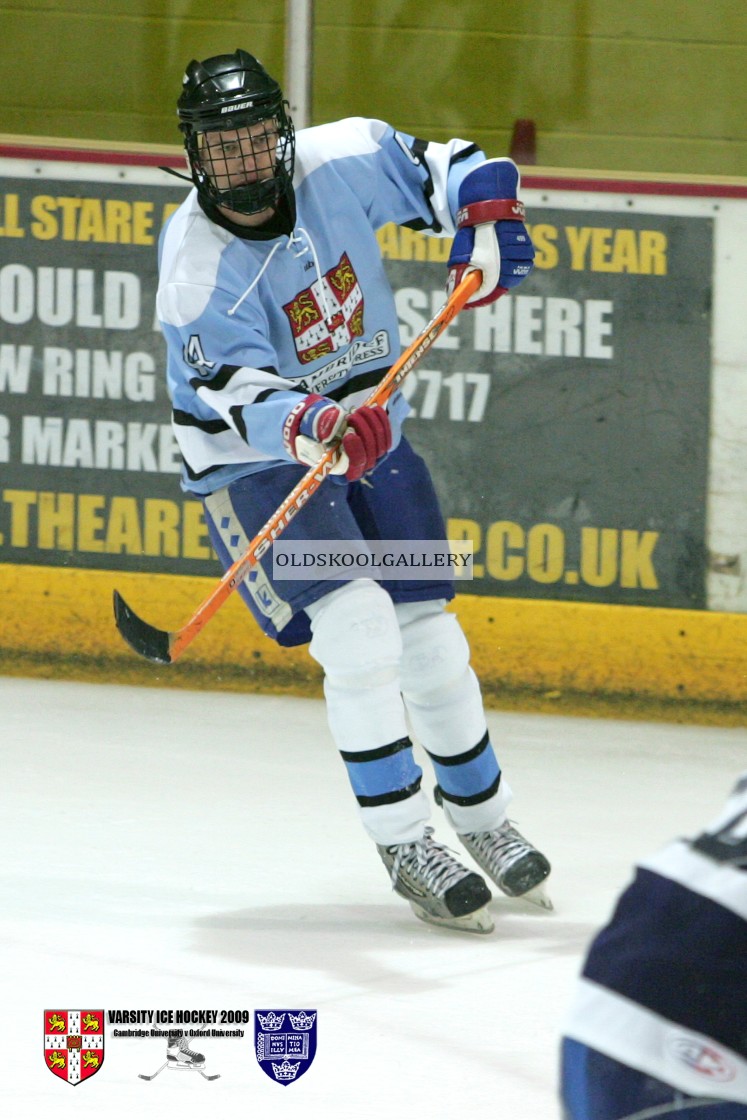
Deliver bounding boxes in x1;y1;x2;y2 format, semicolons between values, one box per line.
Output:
113;591;173;664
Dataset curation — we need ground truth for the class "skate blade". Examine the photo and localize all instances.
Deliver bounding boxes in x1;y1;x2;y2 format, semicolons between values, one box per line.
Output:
518;882;553;911
410;901;495;934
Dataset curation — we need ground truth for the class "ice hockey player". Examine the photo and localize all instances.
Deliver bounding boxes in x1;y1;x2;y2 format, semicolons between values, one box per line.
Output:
158;48;550;933
561;772;747;1118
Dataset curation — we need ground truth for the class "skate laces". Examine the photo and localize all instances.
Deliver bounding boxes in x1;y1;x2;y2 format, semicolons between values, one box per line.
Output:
466;821;532;872
172;1037;201;1058
388;826;468;897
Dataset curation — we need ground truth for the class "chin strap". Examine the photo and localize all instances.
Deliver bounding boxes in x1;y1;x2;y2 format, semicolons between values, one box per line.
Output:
159;165;194;184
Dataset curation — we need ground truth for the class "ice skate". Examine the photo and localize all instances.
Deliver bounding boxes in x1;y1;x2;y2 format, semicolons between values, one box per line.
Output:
139;1033;220;1081
434;785;552;909
377;826;494;933
459;822;552;909
167;1033;205;1068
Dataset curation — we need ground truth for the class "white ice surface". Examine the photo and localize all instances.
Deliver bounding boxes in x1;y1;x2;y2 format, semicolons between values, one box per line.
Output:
1;675;744;1119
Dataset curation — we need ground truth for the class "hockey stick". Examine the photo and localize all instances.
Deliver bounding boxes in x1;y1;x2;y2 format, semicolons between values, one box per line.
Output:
138;1064;166;1080
113;269;482;664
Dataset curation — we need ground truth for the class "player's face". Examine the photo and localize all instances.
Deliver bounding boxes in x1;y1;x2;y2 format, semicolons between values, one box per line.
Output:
199;121;279;223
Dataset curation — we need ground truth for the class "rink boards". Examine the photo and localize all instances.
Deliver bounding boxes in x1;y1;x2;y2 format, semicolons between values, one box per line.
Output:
1;144;746;713
1;562;745;708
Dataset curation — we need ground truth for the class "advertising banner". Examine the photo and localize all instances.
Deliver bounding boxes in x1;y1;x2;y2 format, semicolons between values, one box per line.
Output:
0;163;713;609
384;208;713;609
0;172;212;575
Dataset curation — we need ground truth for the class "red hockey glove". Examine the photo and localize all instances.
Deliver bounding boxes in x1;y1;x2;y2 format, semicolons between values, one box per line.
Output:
283;394;392;482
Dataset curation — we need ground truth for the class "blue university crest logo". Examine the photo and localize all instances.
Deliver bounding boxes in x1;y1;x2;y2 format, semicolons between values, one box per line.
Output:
254;1009;317;1086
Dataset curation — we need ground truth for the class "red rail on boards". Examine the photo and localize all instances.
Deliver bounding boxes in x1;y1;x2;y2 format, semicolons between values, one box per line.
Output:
2;139;747;198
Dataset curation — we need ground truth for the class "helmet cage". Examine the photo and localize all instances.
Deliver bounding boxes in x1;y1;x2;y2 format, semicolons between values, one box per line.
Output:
178;51;295;217
183;107;295;216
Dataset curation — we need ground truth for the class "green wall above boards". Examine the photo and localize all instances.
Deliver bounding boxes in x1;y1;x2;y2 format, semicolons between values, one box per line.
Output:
2;0;747;176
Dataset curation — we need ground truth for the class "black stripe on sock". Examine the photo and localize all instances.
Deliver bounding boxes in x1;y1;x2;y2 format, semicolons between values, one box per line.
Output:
339;736;412;764
426;730;490;768
356;776;422;807
435;774;501;807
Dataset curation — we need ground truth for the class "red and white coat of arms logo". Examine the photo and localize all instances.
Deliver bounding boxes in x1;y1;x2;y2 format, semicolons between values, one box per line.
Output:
283;251;364;365
44;1009;105;1085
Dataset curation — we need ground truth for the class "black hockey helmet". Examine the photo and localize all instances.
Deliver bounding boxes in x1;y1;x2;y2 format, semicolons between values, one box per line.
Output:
177;49;295;217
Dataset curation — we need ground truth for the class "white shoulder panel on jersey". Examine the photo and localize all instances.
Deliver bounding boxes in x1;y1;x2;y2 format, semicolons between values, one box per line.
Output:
293;117;388;185
638;770;747;921
639;841;747;921
158;193;234;327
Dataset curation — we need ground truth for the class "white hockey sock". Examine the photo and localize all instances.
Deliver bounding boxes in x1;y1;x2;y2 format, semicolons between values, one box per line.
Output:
307;581;430;845
396;600;512;832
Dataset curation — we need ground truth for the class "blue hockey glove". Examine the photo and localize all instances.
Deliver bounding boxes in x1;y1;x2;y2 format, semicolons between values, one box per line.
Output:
447;157;535;308
282;393;392;482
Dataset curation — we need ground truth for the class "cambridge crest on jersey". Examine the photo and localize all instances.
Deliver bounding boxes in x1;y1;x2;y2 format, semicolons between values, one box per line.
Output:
44;1009;105;1085
283;252;364;365
254;1009;317;1086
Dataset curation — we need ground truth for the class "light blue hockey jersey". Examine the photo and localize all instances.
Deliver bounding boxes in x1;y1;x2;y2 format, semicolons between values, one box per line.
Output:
157;117;485;495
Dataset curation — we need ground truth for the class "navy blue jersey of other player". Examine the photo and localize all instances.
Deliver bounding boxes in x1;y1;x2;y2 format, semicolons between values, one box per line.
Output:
562;773;747;1119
